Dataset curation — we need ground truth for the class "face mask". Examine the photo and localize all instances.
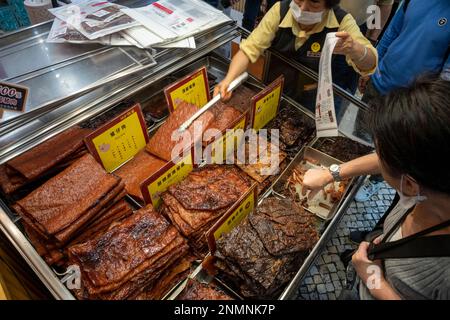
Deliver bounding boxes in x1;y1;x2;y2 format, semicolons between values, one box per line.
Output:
398;175;427;209
289;1;324;25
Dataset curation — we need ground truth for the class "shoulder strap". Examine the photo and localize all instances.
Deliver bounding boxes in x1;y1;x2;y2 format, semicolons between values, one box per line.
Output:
369;235;450;260
280;0;291;22
369;218;450;260
333;6;347;24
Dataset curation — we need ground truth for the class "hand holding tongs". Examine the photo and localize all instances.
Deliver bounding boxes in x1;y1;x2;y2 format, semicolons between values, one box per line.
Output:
178;72;249;132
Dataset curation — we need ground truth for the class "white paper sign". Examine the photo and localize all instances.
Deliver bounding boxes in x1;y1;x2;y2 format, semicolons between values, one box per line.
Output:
315;33;339;138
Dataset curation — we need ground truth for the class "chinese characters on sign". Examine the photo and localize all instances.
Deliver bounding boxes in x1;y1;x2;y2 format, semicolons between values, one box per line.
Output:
207;185;257;253
85;104;149;173
164;67;210;112
251;76;284;130
141;149;194;209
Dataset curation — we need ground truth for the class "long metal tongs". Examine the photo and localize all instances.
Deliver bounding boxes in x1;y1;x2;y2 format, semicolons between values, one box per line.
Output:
178;72;248;132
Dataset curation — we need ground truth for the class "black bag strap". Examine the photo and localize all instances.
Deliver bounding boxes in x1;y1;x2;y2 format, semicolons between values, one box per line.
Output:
368;213;450;260
280;0;291;22
368;234;450;260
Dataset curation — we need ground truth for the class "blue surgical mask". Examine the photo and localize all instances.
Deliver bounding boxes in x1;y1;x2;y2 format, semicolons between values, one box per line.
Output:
398;175;427;209
289;1;324;25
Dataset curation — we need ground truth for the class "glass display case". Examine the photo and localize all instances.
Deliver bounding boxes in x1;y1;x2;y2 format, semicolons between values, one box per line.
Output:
0;20;374;300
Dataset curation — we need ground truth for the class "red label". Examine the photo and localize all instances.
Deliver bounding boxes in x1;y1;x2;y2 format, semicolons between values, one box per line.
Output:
152;2;173;14
92;2;109;7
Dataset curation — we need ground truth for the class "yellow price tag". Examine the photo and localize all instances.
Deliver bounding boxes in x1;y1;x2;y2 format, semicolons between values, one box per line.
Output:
164;67;210;112
213;190;255;240
141;151;194;209
251;76;284;130
252;85;282;130
206;184;257;253
85;105;149;173
210;115;246;164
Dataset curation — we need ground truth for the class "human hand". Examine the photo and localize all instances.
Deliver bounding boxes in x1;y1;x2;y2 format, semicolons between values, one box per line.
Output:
334;31;357;56
358;76;370;94
301;168;333;199
213;79;233;101
352;239;384;289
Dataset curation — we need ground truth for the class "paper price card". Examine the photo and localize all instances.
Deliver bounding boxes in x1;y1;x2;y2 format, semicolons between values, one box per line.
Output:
207;184;257;253
85;104;149;173
251;76;284;130
164;67;210;112
141;148;195;209
0;81;29;113
206;113;247;164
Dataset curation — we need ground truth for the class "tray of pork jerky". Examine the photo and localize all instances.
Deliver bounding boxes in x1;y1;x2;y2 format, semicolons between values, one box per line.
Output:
271;146;355;221
312;136;374;162
172;194;320;300
182;154;361;300
0;71;266;300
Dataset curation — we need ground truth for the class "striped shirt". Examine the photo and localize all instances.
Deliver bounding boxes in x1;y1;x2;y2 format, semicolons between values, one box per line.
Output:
359;203;450;300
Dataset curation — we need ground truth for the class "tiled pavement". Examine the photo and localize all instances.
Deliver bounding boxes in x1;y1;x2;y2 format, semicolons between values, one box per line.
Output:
296;181;397;300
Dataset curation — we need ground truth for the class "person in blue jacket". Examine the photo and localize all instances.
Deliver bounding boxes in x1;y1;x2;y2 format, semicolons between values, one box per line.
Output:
354;0;450;203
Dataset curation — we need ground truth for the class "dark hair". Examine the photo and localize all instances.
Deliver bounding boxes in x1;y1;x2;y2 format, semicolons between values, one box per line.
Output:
325;0;340;8
368;75;450;194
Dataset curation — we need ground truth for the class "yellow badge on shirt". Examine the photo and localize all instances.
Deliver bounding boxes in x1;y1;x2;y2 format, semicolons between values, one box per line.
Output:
311;42;321;53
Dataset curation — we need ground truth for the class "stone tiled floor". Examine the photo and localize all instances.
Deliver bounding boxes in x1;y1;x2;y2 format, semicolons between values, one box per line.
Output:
296;181;397;300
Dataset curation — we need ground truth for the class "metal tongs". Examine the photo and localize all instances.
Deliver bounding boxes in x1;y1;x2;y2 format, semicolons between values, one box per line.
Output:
177;72;249;132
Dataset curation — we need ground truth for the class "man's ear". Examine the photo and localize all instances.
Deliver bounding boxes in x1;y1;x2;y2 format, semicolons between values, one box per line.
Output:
403;175;420;196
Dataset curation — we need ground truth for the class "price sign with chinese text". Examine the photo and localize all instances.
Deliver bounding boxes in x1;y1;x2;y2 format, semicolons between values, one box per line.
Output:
251;76;284;130
164;67;210;112
207;184;257;253
141;148;195;209
85;104;149;173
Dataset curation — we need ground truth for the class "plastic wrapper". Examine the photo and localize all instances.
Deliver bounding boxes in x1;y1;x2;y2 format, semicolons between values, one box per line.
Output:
49;0;139;40
47;18;100;44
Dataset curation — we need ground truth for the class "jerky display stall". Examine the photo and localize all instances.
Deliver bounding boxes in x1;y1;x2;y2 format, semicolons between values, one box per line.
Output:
0;22;374;299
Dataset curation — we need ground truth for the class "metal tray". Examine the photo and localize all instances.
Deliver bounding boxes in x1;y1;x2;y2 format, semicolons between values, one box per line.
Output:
271;146;353;221
312;136;374;163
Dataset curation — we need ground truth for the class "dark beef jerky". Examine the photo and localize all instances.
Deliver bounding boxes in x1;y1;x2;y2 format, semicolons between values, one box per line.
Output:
248;198;318;256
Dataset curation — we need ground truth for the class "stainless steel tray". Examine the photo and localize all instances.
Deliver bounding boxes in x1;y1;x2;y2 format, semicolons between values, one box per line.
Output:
271;146;353;221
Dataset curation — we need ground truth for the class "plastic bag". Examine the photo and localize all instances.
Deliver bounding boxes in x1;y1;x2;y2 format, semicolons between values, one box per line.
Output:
49;0;139;40
46;18;102;44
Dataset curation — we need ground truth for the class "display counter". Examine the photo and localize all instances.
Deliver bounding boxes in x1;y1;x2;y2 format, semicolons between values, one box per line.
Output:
0;21;374;300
